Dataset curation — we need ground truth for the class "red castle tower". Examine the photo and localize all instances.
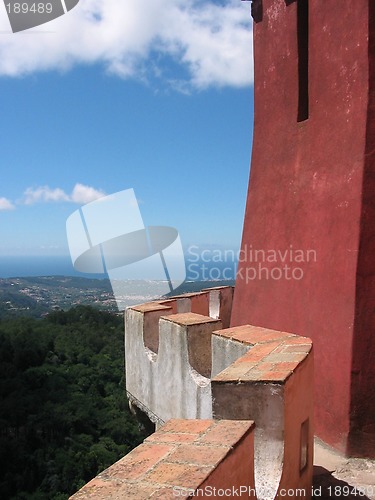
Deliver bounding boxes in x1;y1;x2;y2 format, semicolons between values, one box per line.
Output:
232;0;375;456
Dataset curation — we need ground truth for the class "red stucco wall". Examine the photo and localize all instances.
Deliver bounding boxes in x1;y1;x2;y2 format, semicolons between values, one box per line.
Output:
232;0;375;456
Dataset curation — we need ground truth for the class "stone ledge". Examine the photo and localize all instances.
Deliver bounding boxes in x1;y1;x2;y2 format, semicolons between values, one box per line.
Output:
70;419;255;499
213;324;297;344
161;312;221;326
127;286;234;329
212;325;312;384
131;303;173;313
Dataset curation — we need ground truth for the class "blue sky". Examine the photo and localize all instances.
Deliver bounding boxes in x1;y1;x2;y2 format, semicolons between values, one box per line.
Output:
0;0;254;261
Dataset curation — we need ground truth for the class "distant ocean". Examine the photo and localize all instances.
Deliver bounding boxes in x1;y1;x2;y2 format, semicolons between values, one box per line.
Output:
0;255;238;281
0;256;103;279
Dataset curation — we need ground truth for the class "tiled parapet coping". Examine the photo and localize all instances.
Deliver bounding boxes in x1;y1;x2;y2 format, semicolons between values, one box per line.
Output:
125;286;314;499
161;286;234;329
127;286;233;354
211;326;314;500
70;419;256;499
212;325;312;382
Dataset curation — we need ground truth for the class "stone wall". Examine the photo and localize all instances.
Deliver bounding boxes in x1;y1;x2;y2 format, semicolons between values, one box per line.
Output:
124;287;314;499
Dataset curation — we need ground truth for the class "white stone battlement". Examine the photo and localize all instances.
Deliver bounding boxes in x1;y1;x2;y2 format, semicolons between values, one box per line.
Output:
125;286;314;499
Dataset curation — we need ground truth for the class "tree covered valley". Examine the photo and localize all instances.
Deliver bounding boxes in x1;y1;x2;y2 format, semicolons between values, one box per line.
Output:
0;277;235;498
0;306;147;499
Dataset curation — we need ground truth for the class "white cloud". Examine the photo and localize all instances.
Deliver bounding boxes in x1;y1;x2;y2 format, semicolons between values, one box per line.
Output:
0;0;253;89
23;186;70;205
0;197;15;211
22;183;105;205
71;183;105;204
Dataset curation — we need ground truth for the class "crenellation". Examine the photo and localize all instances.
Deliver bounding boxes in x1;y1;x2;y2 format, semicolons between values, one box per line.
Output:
143;307;173;354
203;285;234;328
123;286;314;499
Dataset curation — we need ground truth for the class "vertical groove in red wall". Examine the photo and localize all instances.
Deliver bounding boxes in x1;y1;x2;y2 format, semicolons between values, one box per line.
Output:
297;0;309;122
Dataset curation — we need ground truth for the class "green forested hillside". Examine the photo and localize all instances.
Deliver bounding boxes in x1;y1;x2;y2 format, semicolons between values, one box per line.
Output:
0;306;147;499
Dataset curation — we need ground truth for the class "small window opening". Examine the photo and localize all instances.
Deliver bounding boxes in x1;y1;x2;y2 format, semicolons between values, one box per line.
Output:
251;0;263;23
297;0;309;121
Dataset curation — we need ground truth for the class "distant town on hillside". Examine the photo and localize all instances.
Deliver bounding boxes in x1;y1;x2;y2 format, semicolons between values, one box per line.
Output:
0;276;235;319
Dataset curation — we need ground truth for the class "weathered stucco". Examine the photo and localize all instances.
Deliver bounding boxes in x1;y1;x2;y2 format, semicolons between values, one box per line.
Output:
125;308;217;423
125;290;314;499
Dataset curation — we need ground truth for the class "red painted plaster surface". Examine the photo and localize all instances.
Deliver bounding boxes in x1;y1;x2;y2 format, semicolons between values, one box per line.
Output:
232;0;375;456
